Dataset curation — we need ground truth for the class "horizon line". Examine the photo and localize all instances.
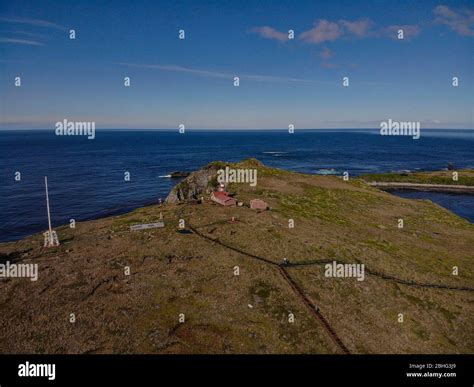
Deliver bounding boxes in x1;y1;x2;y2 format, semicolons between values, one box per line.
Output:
1;127;474;131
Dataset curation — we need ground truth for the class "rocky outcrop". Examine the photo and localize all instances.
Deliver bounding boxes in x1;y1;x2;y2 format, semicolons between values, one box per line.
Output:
165;159;265;204
165;162;224;203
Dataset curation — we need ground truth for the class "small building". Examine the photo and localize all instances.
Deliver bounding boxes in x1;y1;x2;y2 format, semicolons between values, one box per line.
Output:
211;191;236;207
250;199;268;210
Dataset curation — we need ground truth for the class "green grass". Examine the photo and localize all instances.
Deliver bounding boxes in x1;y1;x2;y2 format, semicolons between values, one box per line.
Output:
360;170;474;186
277;191;348;224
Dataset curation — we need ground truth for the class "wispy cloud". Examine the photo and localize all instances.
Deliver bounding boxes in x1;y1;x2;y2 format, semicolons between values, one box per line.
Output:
339;19;372;37
120;63;230;79
118;62;329;85
320;47;334;59
0;16;66;47
250;26;288;42
0;37;44;46
254;18;421;45
434;5;474;36
0;16;66;30
299;19;375;44
12;30;47;39
299;20;343;43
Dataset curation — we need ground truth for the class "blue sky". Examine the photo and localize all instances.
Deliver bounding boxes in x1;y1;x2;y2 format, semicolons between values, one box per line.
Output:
1;0;473;129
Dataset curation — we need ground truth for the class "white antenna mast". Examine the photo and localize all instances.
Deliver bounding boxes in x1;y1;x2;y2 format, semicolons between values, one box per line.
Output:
43;176;60;247
45;176;52;234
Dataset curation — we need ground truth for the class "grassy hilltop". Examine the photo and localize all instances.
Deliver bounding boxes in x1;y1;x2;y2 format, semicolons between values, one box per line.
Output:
0;159;473;354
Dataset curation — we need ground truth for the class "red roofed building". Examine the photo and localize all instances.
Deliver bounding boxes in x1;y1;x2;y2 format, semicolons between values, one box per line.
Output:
211;191;237;207
250;199;268;210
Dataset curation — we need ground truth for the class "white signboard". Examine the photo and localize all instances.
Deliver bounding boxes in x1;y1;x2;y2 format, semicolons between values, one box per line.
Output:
130;222;165;231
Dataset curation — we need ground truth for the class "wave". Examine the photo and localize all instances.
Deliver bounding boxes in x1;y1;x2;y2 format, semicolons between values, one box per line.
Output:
315;168;337;175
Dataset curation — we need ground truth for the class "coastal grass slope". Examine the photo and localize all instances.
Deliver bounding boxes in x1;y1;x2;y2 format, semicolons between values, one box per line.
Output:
0;160;473;354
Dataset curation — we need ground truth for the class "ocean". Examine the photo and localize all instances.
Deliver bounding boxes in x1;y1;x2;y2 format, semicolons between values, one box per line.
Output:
1;129;473;242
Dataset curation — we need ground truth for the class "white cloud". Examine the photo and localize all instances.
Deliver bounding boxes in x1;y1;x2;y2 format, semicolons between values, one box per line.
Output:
296;18;423;44
339;19;372;37
118;62;328;85
0;16;65;30
0;37;44;46
299;20;343;43
250;26;288;42
434;5;474;36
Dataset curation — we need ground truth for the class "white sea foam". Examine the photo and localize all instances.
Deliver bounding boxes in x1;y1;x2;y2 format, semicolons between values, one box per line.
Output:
315;169;337;175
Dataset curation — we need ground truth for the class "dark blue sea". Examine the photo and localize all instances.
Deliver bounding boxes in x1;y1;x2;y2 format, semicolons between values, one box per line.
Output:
1;129;473;242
